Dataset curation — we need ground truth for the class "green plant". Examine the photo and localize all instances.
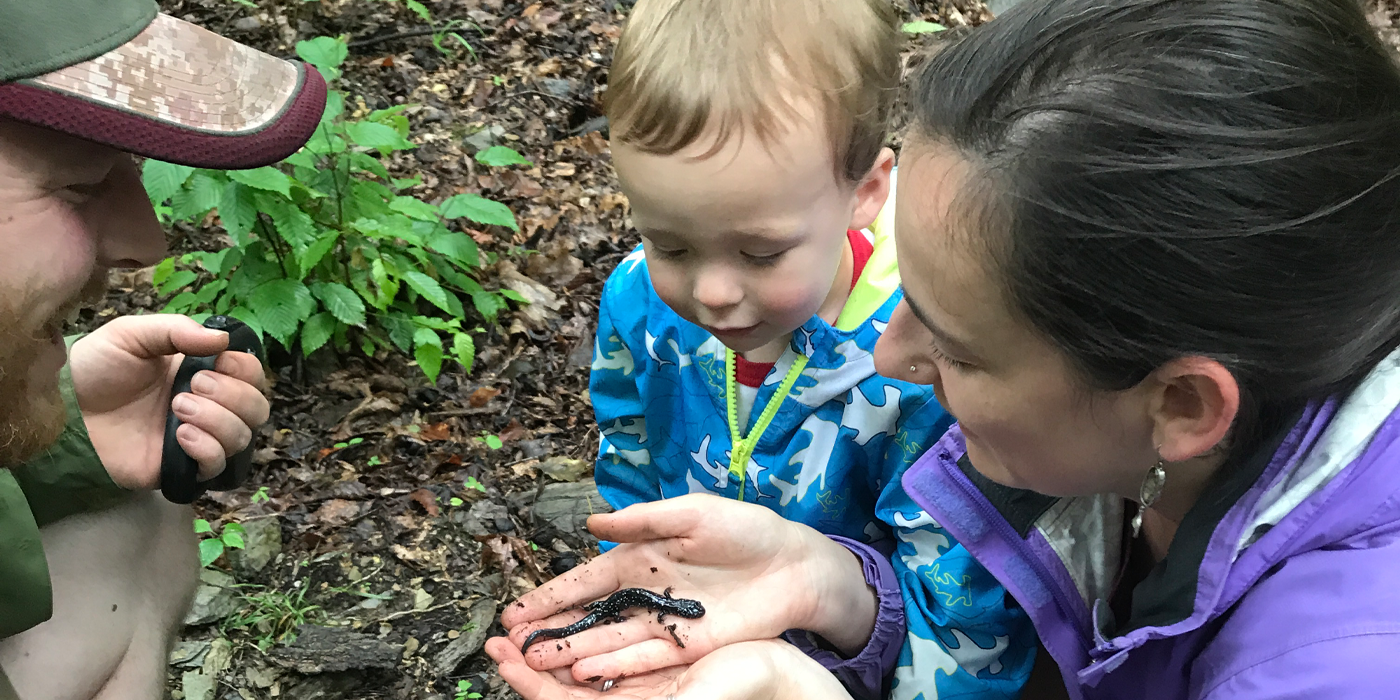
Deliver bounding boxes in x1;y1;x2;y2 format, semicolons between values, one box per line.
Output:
368;455;384;466
143;35;530;383
464;475;487;492
334;437;365;450
454;680;482;700
251;486;271;504
376;0;480;58
475;432;503;450
449;496;464;507
194;519;247;567
902;20;947;34
223;584;325;651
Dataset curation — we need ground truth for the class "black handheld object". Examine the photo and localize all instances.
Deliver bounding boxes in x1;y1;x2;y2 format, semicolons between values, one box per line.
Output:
160;316;264;505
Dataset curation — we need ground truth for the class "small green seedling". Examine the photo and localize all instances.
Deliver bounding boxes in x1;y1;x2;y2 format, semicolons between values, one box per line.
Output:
251;486;271;504
902;20;947;34
464;476;486;493
334;437;365;450
475;432;503;450
454;680;482;700
195;519;247;567
368;455;384;466
449;497;464;507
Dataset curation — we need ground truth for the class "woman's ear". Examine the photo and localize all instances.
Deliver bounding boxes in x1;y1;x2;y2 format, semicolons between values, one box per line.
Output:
849;147;895;231
1148;356;1240;463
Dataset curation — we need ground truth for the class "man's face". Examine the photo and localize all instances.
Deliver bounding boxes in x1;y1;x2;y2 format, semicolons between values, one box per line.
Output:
0;118;165;466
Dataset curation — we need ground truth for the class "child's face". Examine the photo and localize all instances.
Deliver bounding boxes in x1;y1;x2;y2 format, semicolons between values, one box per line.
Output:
613;112;891;355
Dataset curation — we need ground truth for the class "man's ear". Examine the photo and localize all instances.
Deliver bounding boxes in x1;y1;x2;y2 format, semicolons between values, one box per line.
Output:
1148;356;1240;463
849;147;895;231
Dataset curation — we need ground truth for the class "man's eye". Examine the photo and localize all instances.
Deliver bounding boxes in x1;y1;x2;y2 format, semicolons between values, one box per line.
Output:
52;181;104;206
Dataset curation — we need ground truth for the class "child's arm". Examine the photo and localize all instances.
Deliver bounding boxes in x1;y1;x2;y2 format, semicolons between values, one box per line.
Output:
873;399;1040;700
590;271;664;515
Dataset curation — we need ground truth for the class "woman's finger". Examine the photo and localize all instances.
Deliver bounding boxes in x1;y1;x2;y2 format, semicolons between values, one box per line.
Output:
487;638;585;700
570;638;692;685
507;609;590;649
502;563;622;629
519;616;661;671
585;496;711;543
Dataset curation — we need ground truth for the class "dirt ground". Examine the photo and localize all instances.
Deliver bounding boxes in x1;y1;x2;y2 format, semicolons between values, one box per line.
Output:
75;1;1400;698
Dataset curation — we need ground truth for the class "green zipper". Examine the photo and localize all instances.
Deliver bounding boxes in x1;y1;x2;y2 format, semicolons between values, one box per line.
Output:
725;348;810;500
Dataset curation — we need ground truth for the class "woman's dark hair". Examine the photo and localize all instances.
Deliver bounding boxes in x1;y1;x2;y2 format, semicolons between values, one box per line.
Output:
911;0;1400;463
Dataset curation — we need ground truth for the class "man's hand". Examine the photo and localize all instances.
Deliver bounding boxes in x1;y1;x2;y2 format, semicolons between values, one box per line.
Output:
68;315;270;491
488;637;855;700
500;494;875;683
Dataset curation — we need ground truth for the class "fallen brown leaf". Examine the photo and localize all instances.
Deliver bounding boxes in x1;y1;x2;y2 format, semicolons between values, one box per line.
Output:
409;489;440;517
468;386;502;407
311;499;361;527
418;422;454;442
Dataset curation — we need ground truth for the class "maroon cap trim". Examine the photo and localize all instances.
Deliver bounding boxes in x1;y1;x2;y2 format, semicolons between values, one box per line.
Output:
0;64;327;169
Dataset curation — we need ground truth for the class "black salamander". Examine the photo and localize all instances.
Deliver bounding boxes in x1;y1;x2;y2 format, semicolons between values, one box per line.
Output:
521;587;705;652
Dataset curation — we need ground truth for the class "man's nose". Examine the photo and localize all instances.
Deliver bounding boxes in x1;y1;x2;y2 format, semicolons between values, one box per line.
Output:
693;265;742;310
88;157;168;268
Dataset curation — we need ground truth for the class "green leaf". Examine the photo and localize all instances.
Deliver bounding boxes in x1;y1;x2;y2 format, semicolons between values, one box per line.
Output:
221;526;246;550
259;194;318;251
220;181;258;245
159;270;199;295
301;312;337;356
348;152;392;180
296;36;348;81
439;194;518;230
248;279;316;347
171;172;225;221
475;146;533;168
472;291;506;323
427;230;480;268
452;333;475;373
198;539;225;568
320;90;346;125
414;328;444;382
389;196;439;222
162;291;199;314
500;289;529;303
194;518;214;534
228;167;293;197
153;258;176;287
901;20;946;34
346;121;415;151
404;0;432;22
194;279;226;305
402;271;451;312
311;282;367;326
297;229;342;277
227;306;265;341
142;160;195;205
383;313;416;352
369;259;400;310
483;434;503;450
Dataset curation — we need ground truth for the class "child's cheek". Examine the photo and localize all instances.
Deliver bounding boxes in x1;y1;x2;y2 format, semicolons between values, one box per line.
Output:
756;272;826;321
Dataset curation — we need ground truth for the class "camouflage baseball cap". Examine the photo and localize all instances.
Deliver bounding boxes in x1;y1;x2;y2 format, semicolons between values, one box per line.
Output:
0;0;327;168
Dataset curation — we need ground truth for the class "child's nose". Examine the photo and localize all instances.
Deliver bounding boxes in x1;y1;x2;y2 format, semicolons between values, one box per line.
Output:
693;266;742;310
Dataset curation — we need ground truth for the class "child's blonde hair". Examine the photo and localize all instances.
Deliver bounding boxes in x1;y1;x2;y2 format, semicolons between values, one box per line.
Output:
603;0;902;185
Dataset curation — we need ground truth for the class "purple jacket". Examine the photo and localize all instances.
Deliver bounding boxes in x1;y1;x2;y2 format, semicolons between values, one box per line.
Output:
872;351;1400;698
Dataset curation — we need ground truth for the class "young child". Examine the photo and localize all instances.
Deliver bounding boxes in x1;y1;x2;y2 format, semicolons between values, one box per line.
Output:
588;0;1036;696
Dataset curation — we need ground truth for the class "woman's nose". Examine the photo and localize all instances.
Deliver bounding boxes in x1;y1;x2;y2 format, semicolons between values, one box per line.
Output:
88;157;168;268
874;301;926;383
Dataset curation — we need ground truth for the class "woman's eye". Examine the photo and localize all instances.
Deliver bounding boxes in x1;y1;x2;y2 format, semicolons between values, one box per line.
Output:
651;246;686;259
930;344;973;371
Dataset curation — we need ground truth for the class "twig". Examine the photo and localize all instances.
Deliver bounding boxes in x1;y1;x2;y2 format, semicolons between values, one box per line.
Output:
347;27;440;50
377;600;459;623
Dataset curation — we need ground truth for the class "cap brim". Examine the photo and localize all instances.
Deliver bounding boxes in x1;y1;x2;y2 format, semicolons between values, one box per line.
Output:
0;14;327;169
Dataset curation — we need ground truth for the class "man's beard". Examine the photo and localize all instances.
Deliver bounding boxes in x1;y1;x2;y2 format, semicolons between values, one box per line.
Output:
0;273;108;468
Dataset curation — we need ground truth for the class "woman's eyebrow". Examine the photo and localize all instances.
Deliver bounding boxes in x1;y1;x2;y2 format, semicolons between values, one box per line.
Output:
903;293;979;358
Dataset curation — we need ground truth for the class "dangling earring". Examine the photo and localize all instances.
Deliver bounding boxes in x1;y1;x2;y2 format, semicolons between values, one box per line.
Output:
1131;458;1167;538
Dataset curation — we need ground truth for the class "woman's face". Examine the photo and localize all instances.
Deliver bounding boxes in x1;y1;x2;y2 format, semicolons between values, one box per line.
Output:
874;143;1158;498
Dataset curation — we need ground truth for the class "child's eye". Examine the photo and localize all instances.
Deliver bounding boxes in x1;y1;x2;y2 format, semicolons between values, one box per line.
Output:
741;250;784;267
930;344;973;371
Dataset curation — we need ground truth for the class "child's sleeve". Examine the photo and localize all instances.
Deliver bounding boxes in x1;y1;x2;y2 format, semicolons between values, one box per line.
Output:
590;267;664;516
874;400;1040;700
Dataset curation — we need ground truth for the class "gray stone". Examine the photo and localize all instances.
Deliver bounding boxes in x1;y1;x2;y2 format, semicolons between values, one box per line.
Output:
270;625;402;674
538;456;589;483
185;569;240;626
169;640;210;668
181;671;215;700
464;125;506;153
532;480;612;534
232;16;263;32
203;637;235;677
280;672;365;700
431;598;498;677
226;518;281;577
463;500;509;536
539;78;575;98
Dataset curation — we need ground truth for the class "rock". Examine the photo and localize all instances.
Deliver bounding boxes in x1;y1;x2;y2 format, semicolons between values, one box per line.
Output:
431;598;497;676
532;480;612;534
184;569;240;626
421;106;449;123
538;456;589;482
550;552;581;576
270;625;402;674
169;640;210;669
462;500;509;536
232;16;263;31
464;125;506;153
203;637;235;677
498;262;563;330
245;664;282;689
181;671;215;700
226;518;281;577
539;78;575;98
